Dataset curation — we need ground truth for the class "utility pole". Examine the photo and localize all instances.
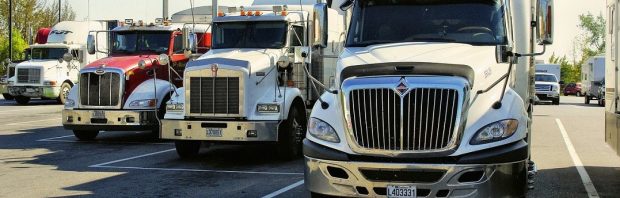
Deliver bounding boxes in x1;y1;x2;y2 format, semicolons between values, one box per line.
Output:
212;0;217;22
58;0;62;23
8;0;12;62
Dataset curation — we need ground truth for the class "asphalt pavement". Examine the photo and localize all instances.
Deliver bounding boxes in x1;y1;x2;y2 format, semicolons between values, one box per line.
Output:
0;96;618;197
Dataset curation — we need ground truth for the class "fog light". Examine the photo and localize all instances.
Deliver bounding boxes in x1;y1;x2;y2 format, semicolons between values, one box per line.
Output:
247;130;258;137
174;129;182;136
126;117;135;123
67;116;73;122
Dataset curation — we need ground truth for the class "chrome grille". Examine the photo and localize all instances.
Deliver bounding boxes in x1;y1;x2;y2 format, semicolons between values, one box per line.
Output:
189;77;239;114
16;68;41;84
348;88;459;151
535;84;551;91
79;72;121;106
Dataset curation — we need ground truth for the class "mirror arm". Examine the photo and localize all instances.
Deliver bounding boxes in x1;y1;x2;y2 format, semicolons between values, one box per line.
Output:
512;44;546;57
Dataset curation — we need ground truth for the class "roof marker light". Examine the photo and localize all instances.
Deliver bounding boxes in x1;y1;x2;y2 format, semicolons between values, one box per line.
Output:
124;19;133;26
247;11;254;16
282;5;288;16
255;11;262;16
240;6;246;16
217;11;225;17
155;18;164;25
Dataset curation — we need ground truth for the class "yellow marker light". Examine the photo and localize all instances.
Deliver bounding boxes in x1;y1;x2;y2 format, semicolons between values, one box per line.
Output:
247;11;255;16
255;11;262;16
218;11;225;17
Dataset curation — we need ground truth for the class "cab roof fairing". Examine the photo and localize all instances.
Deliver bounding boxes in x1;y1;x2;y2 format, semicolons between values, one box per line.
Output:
111;23;211;33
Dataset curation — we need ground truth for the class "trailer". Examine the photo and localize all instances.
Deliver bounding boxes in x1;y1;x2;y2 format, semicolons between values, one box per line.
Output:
605;0;620;157
304;0;554;197
583;56;606;105
7;21;115;105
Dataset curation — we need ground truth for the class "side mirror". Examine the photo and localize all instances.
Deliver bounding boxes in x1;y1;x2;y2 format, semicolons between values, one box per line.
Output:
495;45;511;63
313;3;328;48
87;35;96;55
559;81;565;85
182;28;197;58
339;0;354;11
536;0;554;45
62;53;73;63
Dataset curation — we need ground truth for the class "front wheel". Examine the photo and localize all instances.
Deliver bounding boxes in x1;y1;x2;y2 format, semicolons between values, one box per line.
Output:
2;93;14;100
175;141;201;158
73;130;99;141
15;96;30;105
57;82;72;104
276;107;306;160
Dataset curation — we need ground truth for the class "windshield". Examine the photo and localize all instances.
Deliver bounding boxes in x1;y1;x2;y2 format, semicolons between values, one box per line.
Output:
31;48;68;60
535;74;558;82
346;0;507;47
111;31;171;54
212;21;287;49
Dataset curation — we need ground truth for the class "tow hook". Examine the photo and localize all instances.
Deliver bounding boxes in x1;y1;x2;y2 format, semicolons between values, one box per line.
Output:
528;161;538;189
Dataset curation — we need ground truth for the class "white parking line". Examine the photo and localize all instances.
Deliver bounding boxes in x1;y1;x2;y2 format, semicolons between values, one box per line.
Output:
36;133;174;145
89;149;304;176
555;119;600;198
37;134;76;141
262;180;305;198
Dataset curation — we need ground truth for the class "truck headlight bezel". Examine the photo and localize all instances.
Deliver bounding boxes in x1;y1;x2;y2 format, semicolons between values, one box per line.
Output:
257;103;280;113
470;119;519;145
43;80;57;86
166;102;184;111
128;99;157;108
308;117;340;143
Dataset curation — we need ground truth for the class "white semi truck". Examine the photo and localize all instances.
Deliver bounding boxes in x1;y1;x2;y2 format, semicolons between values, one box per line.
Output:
605;0;620;157
304;0;553;197
160;0;346;159
7;21;113;105
583;56;605;105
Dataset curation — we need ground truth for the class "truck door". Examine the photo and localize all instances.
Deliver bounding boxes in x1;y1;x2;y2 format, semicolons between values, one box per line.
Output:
169;33;186;87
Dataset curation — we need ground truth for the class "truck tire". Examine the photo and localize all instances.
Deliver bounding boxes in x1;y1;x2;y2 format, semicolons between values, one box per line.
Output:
598;98;605;107
73;130;99;141
175;140;201;158
2;93;14;100
276;107;306;159
15;96;30;105
584;95;590;104
57;82;72;104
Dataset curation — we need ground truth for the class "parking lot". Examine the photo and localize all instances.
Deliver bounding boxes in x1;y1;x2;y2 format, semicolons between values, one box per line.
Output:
0;96;619;197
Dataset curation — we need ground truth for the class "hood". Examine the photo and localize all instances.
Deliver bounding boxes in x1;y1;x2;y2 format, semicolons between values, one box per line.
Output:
85;55;161;72
194;48;285;72
16;59;62;69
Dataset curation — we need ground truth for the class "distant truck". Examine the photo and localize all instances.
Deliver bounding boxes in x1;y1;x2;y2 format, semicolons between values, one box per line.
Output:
582;56;605;105
62;10;213;140
7;21;114;105
535;72;561;105
536;64;561;80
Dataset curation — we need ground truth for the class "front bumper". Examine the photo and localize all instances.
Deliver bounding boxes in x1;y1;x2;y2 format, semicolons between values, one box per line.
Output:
304;140;528;197
62;109;158;131
8;85;59;98
161;119;279;142
535;91;559;101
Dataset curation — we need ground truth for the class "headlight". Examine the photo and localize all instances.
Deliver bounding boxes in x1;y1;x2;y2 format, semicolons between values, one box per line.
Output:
8;81;13;85
257;103;280;113
129;99;156;108
166;102;184;111
470;119;518;145
308;118;340;143
64;99;75;108
552;85;559;91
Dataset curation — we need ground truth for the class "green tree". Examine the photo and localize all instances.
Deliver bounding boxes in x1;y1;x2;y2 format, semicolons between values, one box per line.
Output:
0;29;29;74
549;53;580;83
578;12;606;57
0;0;76;43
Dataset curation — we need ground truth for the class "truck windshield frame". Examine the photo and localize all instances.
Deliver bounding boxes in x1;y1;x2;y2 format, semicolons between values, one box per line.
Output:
30;47;68;60
535;74;558;82
111;31;172;55
212;21;288;49
346;0;508;47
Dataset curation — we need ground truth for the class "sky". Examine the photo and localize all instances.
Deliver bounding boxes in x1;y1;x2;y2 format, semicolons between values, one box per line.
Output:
62;0;606;61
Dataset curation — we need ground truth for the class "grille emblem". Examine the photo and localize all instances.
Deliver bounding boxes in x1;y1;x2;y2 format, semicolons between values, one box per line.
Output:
210;64;219;77
395;79;409;96
94;69;106;75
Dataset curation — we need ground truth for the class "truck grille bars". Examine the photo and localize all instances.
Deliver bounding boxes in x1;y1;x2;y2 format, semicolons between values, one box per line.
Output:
344;77;467;153
189;77;240;114
79;72;121;106
16;68;41;84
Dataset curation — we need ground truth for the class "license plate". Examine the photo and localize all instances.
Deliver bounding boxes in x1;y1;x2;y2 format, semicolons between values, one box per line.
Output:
547;94;554;97
206;128;223;137
387;185;416;198
92;110;105;118
26;88;35;92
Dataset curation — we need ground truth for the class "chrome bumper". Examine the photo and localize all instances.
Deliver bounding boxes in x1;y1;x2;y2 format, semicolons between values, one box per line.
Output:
305;157;527;197
8;85;59;98
62;109;157;131
161;119;279;142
